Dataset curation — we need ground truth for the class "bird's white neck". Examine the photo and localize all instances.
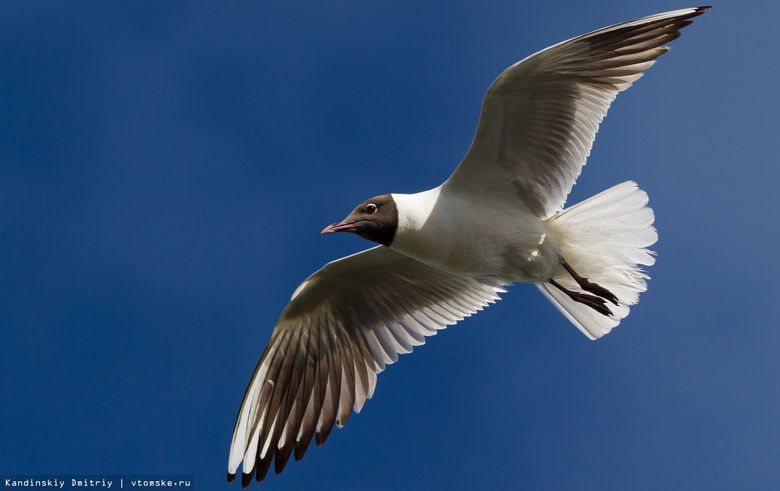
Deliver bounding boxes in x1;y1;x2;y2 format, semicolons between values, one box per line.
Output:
391;186;443;237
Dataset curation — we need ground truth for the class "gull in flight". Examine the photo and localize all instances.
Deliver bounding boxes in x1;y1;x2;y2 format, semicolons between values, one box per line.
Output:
228;7;709;486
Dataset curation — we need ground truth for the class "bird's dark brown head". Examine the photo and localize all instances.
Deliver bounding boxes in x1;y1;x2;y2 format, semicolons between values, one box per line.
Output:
320;194;398;246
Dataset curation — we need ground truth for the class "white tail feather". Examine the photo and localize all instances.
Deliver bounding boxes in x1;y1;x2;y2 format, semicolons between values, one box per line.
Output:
540;181;657;340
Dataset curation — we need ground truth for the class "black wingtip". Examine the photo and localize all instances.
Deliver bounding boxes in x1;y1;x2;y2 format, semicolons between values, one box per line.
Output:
227;472;236;483
241;472;254;488
274;445;295;476
294;437;313;462
256;451;273;482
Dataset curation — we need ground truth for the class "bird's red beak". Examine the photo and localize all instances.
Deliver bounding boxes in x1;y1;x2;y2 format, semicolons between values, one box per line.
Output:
320;220;357;235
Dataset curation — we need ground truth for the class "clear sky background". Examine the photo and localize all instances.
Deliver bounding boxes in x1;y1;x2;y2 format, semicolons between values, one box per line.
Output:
2;1;778;490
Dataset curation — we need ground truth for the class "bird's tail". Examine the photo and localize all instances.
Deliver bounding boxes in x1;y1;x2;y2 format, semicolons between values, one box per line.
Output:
538;181;657;339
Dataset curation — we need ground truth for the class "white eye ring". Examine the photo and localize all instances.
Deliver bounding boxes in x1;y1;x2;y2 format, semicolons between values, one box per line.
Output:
366;203;378;214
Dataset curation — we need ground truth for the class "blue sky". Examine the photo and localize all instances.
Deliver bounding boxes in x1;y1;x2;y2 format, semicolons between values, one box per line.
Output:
2;1;779;489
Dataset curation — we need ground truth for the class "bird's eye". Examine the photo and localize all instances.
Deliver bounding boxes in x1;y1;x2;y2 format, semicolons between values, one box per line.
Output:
366;203;378;214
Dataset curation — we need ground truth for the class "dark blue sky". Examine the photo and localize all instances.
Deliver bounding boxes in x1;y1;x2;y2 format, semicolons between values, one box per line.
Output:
2;1;779;489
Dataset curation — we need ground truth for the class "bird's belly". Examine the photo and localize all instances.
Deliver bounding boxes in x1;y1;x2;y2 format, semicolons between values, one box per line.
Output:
438;231;561;282
391;208;562;283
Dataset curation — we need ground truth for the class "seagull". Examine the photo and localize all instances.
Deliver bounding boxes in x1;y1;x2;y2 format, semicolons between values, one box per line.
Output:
228;7;708;486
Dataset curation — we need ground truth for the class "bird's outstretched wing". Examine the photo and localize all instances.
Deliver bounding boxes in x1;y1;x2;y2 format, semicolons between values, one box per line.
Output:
444;7;708;218
228;246;506;487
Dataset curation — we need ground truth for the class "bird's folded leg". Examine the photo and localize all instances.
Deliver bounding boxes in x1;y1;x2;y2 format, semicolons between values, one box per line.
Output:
560;259;618;306
549;279;613;317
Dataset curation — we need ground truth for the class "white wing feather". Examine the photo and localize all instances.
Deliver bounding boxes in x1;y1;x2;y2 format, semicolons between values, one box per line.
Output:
445;7;708;218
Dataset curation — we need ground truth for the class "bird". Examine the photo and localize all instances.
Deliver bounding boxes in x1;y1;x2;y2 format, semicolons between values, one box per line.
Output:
228;6;709;487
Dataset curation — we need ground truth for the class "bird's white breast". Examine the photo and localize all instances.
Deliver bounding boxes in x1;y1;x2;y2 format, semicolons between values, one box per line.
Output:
390;187;562;282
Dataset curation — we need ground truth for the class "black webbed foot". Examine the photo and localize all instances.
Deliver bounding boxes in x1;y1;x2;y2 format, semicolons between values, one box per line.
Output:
550;279;614;316
560;259;618;306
